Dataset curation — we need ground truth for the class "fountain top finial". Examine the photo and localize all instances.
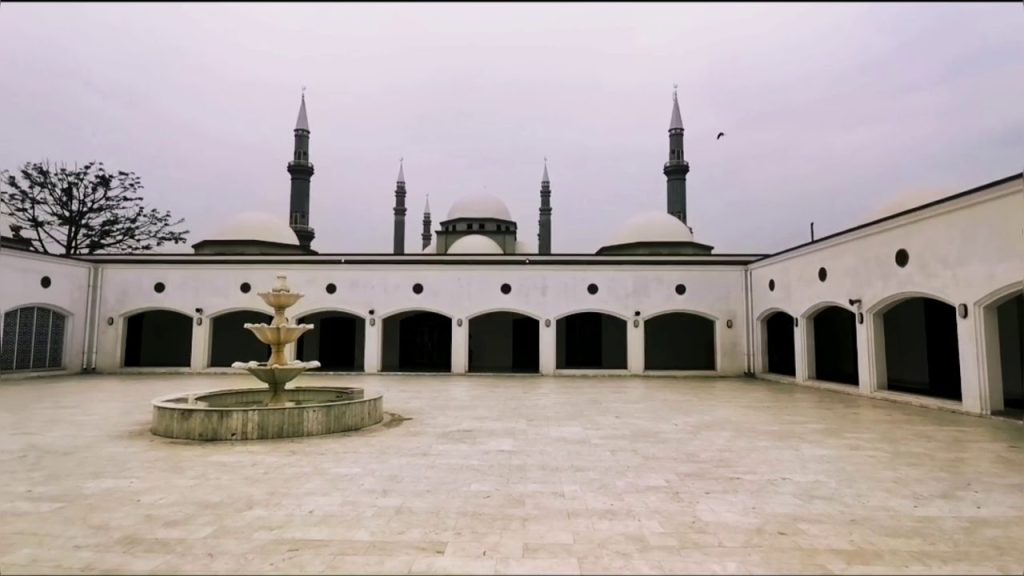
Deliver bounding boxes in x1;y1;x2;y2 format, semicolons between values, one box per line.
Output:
273;274;290;293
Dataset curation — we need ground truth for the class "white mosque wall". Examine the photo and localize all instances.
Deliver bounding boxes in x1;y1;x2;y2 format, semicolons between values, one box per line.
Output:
0;249;93;375
90;263;750;376
748;176;1024;414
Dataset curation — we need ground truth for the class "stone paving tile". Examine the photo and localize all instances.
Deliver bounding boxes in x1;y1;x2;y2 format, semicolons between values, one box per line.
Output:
1;373;1024;575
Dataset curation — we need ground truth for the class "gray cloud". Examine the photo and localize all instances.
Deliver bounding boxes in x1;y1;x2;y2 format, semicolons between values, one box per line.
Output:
1;3;1020;254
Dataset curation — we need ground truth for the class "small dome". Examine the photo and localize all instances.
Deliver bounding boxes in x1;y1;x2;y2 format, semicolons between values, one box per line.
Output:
607;211;694;246
514;239;535;254
446;194;512;221
205;212;298;245
447;234;504;254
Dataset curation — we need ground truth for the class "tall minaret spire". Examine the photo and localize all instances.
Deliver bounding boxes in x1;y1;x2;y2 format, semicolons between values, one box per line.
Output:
393;158;407;254
538;157;552;254
664;85;690;225
421;194;432;250
288;89;315;249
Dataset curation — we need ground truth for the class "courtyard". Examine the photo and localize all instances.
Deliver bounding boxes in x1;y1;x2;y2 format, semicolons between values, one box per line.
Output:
1;374;1023;575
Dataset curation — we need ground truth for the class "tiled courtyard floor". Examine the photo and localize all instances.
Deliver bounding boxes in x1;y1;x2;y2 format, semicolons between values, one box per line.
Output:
1;373;1023;575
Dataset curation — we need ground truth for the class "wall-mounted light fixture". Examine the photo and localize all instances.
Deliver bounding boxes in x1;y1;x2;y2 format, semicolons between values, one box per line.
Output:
793;317;799;328
726;319;733;329
544;319;551;328
633;319;640;328
369;318;376;327
106;317;114;326
857;312;864;325
457;318;463;327
848;298;861;308
195;307;204;315
196;317;203;326
957;303;968;319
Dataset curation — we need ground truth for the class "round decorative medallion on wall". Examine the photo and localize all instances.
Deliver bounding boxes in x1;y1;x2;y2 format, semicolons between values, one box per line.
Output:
895;249;909;268
726;319;733;329
154;282;166;294
457;318;463;327
675;283;686;295
544;319;551;327
587;283;599;295
817;267;828;282
768;279;776;292
40;276;52;289
326;283;337;294
240;282;251;294
500;283;511;295
412;283;424;295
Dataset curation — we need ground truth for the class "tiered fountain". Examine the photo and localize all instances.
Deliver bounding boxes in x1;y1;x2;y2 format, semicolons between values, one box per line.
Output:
150;274;383;441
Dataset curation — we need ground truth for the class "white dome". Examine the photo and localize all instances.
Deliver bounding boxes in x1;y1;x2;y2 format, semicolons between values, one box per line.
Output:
206;212;298;245
514;239;535;254
421;242;436;254
446;194;512;221
447;234;504;254
608;211;694;246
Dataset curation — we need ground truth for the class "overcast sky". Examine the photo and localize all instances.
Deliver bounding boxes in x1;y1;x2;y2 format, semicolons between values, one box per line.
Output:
1;2;1021;254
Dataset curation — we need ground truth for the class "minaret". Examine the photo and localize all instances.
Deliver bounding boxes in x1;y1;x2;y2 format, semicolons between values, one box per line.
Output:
664;85;690;225
538;158;552;255
421;194;432;250
287;91;315;249
393;159;407;254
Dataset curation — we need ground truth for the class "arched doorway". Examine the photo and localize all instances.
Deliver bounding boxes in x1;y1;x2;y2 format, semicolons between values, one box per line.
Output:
296;311;365;372
123;310;192;367
210;310;272;368
468;312;539;373
764;311;796;377
556;312;626;370
644;312;715;371
0;306;67;372
881;297;961;401
984;291;1023;416
809;306;858;385
381;311;452;372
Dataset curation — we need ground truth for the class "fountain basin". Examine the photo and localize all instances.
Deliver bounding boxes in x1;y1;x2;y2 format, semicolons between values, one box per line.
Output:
151;386;384;441
231;360;321;386
242;324;314;346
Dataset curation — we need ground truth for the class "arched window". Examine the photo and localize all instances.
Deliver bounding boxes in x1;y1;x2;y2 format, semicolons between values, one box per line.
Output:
1;306;67;371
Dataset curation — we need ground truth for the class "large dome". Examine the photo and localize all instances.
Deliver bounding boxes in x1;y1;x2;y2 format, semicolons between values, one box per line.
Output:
205;212;298;245
446;194;512;221
607;211;694;246
447;234;504;254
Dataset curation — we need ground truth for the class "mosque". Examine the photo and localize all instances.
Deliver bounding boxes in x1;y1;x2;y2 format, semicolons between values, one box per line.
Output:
1;91;1021;420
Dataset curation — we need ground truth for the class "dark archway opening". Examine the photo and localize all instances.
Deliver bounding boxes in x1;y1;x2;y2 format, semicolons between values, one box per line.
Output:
765;312;796;377
995;293;1023;415
124;310;192;367
811;306;858;385
468;312;539;373
382;311;452;372
882;297;961;401
296;311;365;371
644;312;715;371
1;306;68;372
556;312;626;369
210;310;272;368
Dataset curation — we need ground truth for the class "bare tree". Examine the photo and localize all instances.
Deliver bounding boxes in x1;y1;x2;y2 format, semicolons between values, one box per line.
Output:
1;161;188;254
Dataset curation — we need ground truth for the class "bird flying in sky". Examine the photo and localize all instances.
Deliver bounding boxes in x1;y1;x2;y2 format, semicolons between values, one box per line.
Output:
716;132;726;140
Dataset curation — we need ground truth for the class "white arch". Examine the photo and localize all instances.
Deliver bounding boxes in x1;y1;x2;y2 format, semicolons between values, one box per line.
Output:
554;309;629;322
293;307;366;320
120;305;192;319
207;307;274;320
976;282;1024;414
643;308;719;323
755;307;793;323
800;301;853;321
466;308;542;321
3;302;74;317
642;309;718;372
801;301;858;384
866;290;956;315
379;307;453;321
976;282;1024;309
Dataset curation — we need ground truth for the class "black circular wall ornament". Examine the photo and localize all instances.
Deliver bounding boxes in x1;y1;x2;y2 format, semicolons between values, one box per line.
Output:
240;282;251;294
587;283;599;295
768;279;775;292
895;249;909;268
412;283;424;295
154;282;166;294
40;276;52;289
500;283;511;295
326;283;337;294
817;267;828;282
675;283;686;295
